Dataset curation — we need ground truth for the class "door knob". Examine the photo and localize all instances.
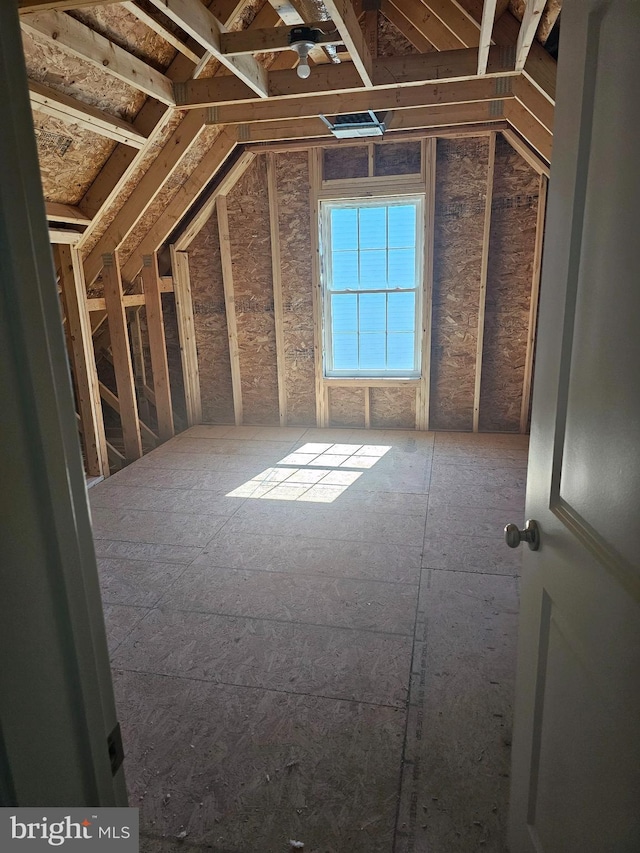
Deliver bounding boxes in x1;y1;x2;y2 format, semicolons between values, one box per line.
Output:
504;519;540;551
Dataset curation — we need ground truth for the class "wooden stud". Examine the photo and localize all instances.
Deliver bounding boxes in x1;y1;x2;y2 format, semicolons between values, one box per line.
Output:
520;173;547;432
128;307;152;426
309;148;328;428
101;252;143;463
416;137;436;432
29;80;148;149
364;387;371;429
174;148;255;251
215;199;243;426
477;0;498;75
57;245;109;478
266;154;288;427
98;381;158;446
21;11;175;105
170;246;202;426
472;131;497;433
141;254;175;442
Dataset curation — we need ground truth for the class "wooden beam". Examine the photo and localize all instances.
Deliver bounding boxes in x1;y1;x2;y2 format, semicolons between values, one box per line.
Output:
513;73;554;133
520;172;547;432
82;109;207;286
21;11;175;105
236;101;506;143
141;254;175;442
421;0;481;46
170;246;202;426
146;0;268;97
515;0;547;71
472;131;496;432
19;0;115;10
477;0;498;74
501;128;549;176
491;8;555;102
175;149;256;251
380;0;434;52
204;76;514;124
309;148;328;428
29;80;148;149
46;202;92;226
121;1;203;65
416;137;436;432
220;23;341;54
57;245;109;478
101;252;143;463
504;98;552;162
49;228;82;245
120;128;238;282
215;197;243;426
323;0;374;87
176;46;519;106
128;307;152;425
266;153;288;426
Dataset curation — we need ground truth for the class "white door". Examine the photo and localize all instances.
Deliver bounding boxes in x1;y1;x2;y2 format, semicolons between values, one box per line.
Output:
507;2;640;851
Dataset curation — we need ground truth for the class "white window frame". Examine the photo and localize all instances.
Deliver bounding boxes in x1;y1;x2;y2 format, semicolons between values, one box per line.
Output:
319;194;424;379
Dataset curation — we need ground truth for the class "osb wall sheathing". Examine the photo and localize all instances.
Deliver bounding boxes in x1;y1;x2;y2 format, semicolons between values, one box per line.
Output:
375;141;421;176
430;136;490;431
226;156;280;425
324;146;369;181
329;388;366;428
370;386;417;429
479;136;539;431
274;152;317;426
189;208;235;424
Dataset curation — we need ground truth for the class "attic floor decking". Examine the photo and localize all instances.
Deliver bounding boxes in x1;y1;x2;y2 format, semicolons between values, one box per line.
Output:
89;427;526;853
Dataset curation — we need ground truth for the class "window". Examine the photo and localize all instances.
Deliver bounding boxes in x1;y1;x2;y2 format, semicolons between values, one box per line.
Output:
320;196;423;378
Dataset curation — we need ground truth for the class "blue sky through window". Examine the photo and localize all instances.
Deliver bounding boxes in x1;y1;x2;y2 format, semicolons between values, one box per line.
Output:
323;199;422;376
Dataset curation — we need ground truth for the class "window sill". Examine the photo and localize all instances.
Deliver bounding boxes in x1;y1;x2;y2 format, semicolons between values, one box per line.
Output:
323;377;421;388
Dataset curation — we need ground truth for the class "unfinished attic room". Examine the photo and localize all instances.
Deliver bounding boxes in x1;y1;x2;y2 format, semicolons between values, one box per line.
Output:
15;0;640;851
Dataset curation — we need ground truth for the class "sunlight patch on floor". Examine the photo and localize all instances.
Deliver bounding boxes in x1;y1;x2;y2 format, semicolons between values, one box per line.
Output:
226;444;391;503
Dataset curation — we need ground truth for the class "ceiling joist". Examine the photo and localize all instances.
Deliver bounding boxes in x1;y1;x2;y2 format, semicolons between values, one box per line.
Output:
120;1;204;65
322;0;374;87
220;23;342;55
176;46;520;107
515;0;547;70
477;0;498;74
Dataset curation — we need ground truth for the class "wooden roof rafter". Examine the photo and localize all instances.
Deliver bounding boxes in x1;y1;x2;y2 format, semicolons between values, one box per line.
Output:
21;10;176;105
144;0;270;97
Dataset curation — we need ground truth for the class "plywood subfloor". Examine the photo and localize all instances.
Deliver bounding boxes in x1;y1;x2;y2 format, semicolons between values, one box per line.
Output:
90;429;527;853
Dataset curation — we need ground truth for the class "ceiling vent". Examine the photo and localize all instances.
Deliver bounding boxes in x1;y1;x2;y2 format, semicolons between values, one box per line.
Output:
320;110;390;139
